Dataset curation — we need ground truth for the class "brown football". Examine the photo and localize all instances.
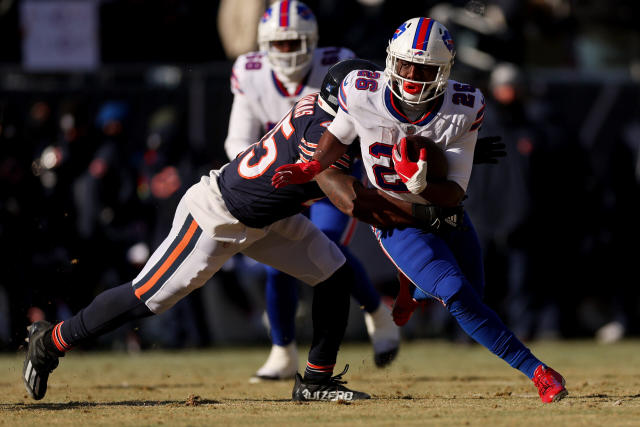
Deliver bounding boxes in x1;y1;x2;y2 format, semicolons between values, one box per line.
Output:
402;135;448;181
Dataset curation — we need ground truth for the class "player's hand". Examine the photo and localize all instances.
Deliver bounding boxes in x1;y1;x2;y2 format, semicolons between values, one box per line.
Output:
473;135;506;164
392;138;428;194
271;160;322;188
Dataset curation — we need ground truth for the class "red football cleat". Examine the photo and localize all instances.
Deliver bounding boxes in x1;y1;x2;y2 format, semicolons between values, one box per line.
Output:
392;272;422;326
532;365;568;403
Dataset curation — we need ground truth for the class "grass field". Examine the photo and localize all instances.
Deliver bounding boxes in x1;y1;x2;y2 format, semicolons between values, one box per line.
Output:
2;340;640;426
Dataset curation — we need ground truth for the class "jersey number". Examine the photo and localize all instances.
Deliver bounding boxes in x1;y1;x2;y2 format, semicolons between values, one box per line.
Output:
452;83;475;108
369;143;408;192
237;112;293;179
355;70;381;92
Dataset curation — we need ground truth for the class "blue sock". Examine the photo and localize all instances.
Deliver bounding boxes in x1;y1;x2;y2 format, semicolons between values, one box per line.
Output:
341;246;380;313
264;265;297;346
447;285;542;379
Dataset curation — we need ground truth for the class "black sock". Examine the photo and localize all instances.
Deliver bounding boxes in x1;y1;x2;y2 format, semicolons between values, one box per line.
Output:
47;282;153;352
304;263;354;383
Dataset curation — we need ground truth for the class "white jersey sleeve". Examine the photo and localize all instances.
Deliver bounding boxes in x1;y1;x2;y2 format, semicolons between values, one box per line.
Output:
442;84;485;192
224;53;269;160
327;70;366;145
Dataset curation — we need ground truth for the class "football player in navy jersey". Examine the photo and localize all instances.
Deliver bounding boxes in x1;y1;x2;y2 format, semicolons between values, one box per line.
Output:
23;59;449;403
273;18;569;403
224;0;399;381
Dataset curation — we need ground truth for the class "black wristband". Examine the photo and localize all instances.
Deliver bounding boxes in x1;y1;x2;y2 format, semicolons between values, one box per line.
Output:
411;204;441;229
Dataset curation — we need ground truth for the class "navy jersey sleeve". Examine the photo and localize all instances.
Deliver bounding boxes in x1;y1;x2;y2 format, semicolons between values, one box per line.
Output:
298;117;354;173
217;93;335;228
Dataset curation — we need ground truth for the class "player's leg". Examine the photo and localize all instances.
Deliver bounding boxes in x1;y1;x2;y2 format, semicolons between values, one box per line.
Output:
291;262;369;401
375;215;567;403
251;265;299;381
243;214;369;400
310;198;399;367
23;196;243;400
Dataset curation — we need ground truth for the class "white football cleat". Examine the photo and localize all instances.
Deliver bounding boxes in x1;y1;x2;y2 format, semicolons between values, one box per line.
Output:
364;304;400;367
250;342;298;383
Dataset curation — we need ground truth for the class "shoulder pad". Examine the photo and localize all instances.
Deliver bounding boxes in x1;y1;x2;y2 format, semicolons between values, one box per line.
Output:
231;52;268;95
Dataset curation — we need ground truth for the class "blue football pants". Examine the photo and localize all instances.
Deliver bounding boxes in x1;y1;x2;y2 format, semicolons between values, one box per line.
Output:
374;212;542;379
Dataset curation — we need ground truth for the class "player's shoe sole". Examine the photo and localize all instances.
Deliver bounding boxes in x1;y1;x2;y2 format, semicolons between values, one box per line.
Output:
23;321;62;400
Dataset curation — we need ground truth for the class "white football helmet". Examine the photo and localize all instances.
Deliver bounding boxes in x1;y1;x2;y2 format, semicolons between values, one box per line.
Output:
258;0;318;82
385;18;455;105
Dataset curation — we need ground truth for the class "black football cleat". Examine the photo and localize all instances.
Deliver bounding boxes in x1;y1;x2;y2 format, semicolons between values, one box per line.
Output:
23;321;63;400
292;365;371;402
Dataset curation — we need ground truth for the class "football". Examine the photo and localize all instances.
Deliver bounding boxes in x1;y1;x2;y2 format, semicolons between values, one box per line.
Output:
401;135;448;181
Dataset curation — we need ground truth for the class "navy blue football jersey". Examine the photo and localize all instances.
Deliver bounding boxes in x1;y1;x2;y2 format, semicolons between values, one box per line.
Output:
218;93;354;228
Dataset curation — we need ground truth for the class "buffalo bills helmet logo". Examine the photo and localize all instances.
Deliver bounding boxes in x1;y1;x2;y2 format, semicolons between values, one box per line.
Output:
441;29;455;52
261;7;273;23
392;22;408;40
298;4;314;20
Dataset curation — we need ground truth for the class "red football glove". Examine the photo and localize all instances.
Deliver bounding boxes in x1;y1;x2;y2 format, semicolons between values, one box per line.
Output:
392;138;428;194
271;160;322;188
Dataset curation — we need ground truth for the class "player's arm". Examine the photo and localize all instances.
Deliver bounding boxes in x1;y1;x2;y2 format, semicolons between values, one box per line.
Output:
316;168;457;230
311;130;350;169
418;179;466;207
224;57;265;160
315;167;414;228
224;93;264;160
393;109;484;207
271;128;352;188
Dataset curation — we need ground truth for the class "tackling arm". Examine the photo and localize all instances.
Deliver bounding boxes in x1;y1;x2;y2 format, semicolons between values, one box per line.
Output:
316;168;414;228
417;180;465;207
316;167;455;230
311;129;349;170
271;130;349;188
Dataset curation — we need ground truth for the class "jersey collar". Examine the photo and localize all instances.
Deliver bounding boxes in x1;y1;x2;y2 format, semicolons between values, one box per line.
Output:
271;70;311;97
383;86;443;126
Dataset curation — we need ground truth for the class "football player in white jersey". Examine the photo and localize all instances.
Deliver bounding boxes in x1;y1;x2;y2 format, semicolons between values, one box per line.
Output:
273;17;569;403
224;0;400;382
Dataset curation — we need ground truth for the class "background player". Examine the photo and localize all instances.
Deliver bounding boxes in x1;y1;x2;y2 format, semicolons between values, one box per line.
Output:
224;0;399;381
272;17;569;403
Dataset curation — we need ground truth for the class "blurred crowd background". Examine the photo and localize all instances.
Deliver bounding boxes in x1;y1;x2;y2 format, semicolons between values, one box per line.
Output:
1;0;639;352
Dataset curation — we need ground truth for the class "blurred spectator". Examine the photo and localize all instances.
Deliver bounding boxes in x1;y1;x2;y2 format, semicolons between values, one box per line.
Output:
72;101;148;310
134;105;207;348
217;0;264;59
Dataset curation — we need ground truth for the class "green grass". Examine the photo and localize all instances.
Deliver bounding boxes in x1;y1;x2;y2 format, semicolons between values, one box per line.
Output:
2;340;640;426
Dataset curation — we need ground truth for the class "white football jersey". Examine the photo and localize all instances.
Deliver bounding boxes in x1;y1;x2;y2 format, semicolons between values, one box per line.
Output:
224;46;355;160
328;69;485;203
